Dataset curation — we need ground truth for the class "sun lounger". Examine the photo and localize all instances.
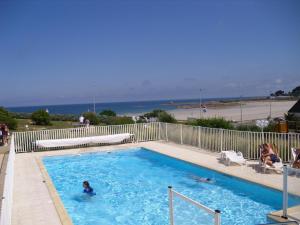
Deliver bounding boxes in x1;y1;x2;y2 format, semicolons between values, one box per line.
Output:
220;150;246;166
259;145;283;173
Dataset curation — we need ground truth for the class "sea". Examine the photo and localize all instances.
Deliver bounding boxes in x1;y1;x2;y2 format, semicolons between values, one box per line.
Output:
7;97;255;116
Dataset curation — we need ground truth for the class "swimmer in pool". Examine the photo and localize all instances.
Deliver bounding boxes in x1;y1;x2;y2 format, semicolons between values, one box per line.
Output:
190;175;213;183
83;181;95;195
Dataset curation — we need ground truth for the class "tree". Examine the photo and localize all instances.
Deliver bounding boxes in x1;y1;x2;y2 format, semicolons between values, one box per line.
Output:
99;109;116;117
31;109;51;125
274;90;285;96
291;86;300;97
0;107;18;130
83;112;100;125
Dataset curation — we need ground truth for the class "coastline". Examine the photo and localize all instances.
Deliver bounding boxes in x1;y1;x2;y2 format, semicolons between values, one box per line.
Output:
123;99;297;122
167;100;297;121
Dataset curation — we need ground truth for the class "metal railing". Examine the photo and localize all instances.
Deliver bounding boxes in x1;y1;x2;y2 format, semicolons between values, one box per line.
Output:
12;122;300;162
0;136;15;225
13;122;160;152
168;186;221;225
162;123;300;162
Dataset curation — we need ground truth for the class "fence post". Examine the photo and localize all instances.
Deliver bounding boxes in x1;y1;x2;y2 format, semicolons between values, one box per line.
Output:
168;186;174;225
282;165;288;219
135;123;139;143
198;126;201;149
220;129;223;152
214;209;221;225
158;122;161;140
247;132;250;159
180;124;183;145
166;123;168;142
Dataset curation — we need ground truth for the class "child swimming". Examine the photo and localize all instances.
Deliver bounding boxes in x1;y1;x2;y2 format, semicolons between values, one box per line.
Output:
83;181;96;195
190;175;213;183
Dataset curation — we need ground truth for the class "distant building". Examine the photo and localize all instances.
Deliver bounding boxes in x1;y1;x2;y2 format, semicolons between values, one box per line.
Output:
288;99;300;118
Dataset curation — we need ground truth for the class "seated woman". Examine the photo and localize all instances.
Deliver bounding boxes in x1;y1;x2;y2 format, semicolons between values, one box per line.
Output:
261;143;280;167
83;181;95;195
292;149;300;169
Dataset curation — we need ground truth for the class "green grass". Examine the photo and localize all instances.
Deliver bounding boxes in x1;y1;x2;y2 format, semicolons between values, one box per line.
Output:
16;119;74;131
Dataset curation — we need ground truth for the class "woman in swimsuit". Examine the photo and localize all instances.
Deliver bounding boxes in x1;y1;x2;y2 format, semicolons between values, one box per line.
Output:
261;143;280;167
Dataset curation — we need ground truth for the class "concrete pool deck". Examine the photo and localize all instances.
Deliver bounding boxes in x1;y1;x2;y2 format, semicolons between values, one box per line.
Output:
12;141;300;225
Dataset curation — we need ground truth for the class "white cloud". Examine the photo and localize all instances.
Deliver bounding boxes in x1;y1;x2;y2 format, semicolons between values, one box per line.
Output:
275;78;282;84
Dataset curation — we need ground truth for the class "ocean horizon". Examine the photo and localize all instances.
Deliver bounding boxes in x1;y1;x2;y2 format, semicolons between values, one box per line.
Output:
7;96;261;116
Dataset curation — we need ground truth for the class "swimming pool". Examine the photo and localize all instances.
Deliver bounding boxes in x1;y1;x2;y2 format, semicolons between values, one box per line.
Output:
43;148;300;225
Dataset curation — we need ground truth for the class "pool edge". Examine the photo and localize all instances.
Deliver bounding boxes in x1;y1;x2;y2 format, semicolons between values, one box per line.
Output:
35;157;74;225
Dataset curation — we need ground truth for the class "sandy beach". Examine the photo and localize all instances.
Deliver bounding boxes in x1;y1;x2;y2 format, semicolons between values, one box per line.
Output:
167;100;297;121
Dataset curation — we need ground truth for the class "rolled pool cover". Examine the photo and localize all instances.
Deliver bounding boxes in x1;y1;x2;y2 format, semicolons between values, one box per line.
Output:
36;133;134;148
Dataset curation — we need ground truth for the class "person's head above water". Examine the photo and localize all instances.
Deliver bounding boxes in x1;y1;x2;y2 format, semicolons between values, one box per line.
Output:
83;181;90;189
206;178;211;181
82;180;95;195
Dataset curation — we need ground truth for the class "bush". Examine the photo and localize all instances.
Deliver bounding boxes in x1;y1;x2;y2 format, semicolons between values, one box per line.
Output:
188;117;234;129
264;122;277;132
0;107;18;130
31;109;51;125
83;112;100;125
99;115;134;125
144;109;177;123
144;109;164;118
236;124;261;132
158;111;177;123
50;114;78;122
99;109;116;117
110;116;134;125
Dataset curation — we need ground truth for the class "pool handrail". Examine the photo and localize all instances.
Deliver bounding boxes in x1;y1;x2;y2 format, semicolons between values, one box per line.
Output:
168;186;221;225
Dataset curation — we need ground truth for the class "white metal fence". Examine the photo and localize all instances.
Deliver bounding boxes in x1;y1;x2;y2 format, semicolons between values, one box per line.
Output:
0;136;15;225
168;186;221;225
13;123;160;153
161;123;300;162
12;122;300;162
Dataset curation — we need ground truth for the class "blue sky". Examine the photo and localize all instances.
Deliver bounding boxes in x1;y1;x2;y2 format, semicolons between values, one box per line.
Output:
0;0;299;107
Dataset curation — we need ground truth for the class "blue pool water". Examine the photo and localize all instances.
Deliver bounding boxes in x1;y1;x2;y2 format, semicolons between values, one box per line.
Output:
43;148;300;225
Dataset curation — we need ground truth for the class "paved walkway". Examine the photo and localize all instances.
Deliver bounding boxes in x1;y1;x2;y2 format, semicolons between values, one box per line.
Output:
0;143;9;213
12;153;61;225
11;141;300;225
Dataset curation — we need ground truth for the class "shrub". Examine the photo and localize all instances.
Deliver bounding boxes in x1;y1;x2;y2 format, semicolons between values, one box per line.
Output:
236;124;261;132
50;114;78;122
144;109;177;123
144;109;164;118
188;117;234;129
264;122;277;132
99;115;134;125
99;109;116;117
31;109;51;125
110;116;134;125
83;112;100;125
158;111;177;123
0;107;18;130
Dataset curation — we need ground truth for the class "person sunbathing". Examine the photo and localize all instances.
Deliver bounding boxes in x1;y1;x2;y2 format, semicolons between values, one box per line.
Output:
292;149;300;169
261;143;280;167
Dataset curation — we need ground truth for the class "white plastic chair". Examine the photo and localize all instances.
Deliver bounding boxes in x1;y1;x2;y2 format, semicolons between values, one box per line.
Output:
220;150;246;166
